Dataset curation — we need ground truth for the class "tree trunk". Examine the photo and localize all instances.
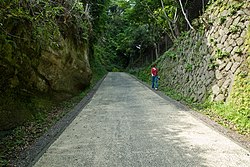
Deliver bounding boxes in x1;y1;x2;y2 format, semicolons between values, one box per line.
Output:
154;43;158;59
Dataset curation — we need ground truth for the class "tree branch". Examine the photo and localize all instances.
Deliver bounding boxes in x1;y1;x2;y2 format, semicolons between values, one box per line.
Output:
160;0;177;40
160;0;172;23
178;0;194;30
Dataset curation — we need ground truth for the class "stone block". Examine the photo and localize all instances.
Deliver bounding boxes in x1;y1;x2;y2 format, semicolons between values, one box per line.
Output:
232;54;242;62
217;44;224;49
232;46;240;55
236;37;244;46
221;10;229;17
228;38;235;45
218;79;225;87
206;78;213;86
216;59;223;65
232;34;240;40
245;21;249;27
217;36;222;44
225;62;233;71
208;71;215;79
224;27;230;35
192;95;198;102
219;29;224;36
214;32;219;38
214;94;225;102
237;10;245;15
198;93;205;102
215;70;223;80
233;16;241;25
231;62;241;73
222;79;231;89
226;18;234;28
210;27;215;34
221;35;228;44
224;41;230;49
212;85;220;95
219;62;227;70
243;9;250;15
237;22;244;29
201;74;206;81
241;30;247;38
226;46;233;53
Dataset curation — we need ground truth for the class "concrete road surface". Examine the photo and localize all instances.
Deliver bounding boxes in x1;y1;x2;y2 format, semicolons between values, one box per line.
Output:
33;72;250;167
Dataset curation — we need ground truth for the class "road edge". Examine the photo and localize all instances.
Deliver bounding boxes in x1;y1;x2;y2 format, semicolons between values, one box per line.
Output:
13;74;107;167
128;73;250;152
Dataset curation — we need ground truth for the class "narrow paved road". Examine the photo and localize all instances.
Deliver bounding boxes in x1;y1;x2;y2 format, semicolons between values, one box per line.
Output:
33;72;250;167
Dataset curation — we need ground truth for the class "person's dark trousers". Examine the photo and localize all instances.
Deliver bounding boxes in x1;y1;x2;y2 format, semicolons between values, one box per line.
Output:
152;76;158;89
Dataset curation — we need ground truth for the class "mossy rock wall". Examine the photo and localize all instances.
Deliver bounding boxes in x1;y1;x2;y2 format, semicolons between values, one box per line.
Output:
0;1;92;130
35;38;92;94
157;0;249;103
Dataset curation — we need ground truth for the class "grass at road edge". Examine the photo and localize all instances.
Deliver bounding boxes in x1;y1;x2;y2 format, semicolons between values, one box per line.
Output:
129;68;250;138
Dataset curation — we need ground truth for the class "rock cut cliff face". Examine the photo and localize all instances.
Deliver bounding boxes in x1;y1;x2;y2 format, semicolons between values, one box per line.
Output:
0;35;92;130
34;38;92;94
0;11;92;130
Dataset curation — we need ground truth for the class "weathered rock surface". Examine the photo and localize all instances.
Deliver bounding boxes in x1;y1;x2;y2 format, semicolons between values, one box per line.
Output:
36;39;92;94
0;31;92;131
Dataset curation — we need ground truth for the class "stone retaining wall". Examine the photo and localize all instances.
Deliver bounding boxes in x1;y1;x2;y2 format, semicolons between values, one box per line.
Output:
157;0;249;102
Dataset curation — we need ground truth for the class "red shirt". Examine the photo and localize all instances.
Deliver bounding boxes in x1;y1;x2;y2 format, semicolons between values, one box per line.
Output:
151;67;158;76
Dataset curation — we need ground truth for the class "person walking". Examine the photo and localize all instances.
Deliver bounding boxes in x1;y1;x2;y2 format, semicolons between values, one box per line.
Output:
151;64;158;90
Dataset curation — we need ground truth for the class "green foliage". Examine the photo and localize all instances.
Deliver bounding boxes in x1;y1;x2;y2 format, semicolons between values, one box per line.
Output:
208;62;218;70
0;0;94;94
235;50;243;57
0;0;98;131
0;0;108;165
209;37;217;46
161;86;185;102
130;0;250;139
229;25;240;34
215;49;230;59
93;0;132;70
219;16;226;25
185;63;193;72
248;25;250;53
129;67;151;83
93;43;119;71
0;0;108;161
90;47;108;82
202;101;250;135
96;0;195;69
0;92;55;165
226;57;250;134
228;2;243;15
112;67;121;72
163;50;176;59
